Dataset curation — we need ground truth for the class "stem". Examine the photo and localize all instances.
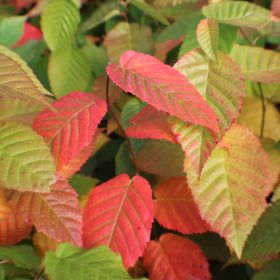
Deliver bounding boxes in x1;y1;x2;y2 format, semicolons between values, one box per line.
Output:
239;27;266;139
106;76;139;175
34;268;45;280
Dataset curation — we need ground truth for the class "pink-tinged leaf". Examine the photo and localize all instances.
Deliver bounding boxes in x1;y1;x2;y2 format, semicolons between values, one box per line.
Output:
0;190;31;245
154;37;183;61
9;179;82;246
14;0;35;10
186;125;269;258
143;233;211;280
154;177;208;234
126;105;178;143
33;92;107;172
13;22;42;48
106;51;219;133
83;174;153;268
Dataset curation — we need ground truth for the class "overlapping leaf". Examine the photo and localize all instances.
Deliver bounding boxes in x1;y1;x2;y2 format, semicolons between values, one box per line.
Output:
33;231;59;258
41;0;80;51
126;105;177;143
33;92;107;173
186;125;269;258
48;47;92;97
154;177;208;234
9;179;82;246
0;122;56;192
107;51;218;133
83;174;153;268
143;233;211;280
0;45;52;107
230;45;280;83
196;19;219;61
44;244;137;280
104;22;153;63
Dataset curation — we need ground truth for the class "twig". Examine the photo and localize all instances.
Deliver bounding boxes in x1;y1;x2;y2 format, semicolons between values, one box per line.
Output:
0;259;11;265
106;76;139;175
34;268;45;280
240;28;252;46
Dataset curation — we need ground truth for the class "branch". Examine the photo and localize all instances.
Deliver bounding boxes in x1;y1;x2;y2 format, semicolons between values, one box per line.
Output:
106;76;139;175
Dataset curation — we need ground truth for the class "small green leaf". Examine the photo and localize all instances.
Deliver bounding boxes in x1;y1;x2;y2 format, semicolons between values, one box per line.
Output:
253;259;280;280
69;174;99;196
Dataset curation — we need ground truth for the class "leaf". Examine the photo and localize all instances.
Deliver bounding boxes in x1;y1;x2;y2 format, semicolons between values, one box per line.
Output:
0;16;25;47
83;174;153;268
69;174;98;197
0;246;40;270
154;177;208;234
33;231;59;258
230;45;280;83
0;122;56;192
126;105;177;143
33;92;107;173
136;139;184;176
79;1;124;33
41;0;80;51
152;0;193;7
237;97;280;142
107;51;219;133
202;1;280;34
128;0;169;26
0;190;31;246
104;22;153;63
0;45;52;108
219;24;237;54
253;259;280;280
196;19;219;61
9;179;82;246
143;233;211;280
44;243;136;280
48;47;92;97
186;125;269;258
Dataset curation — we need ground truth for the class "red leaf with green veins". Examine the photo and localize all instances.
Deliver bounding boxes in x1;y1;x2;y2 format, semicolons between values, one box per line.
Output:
154;177;208;234
82;174;153;268
33;92;107;172
143;233;211;280
126;105;178;143
9;179;82;246
106;50;219;133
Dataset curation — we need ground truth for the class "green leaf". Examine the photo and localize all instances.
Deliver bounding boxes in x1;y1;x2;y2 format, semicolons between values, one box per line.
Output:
0;16;25;47
0;246;40;270
230;44;280;83
253;259;280;280
104;22;153;62
0;122;56;192
0;45;52;109
219;24;237;54
48;47;92;97
41;0;80;51
44;243;137;280
69;174;99;196
128;0;169;26
0;266;3;280
202;1;280;34
79;1;124;33
196;19;219;61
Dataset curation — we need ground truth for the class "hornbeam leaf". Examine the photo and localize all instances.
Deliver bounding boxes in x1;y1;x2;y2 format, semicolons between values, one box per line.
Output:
41;0;80;51
104;22;153;63
0;122;56;192
10;179;82;246
202;1;280;34
83;174;153;268
0;45;52;108
0;190;31;245
196;19;219;61
107;51;219;133
154;177;208;234
143;233;211;280
33;92;107;173
230;45;280;83
44;244;137;280
186;125;269;258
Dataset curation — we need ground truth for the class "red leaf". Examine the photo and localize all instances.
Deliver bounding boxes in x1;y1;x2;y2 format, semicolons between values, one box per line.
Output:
83;174;153;268
33;92;107;172
126;105;178;143
13;22;42;48
143;233;211;280
154;177;208;234
9;179;82;246
0;190;31;245
106;51;219;133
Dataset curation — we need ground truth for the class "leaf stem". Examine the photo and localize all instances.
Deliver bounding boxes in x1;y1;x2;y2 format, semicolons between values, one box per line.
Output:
34;268;45;280
106;76;139;175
